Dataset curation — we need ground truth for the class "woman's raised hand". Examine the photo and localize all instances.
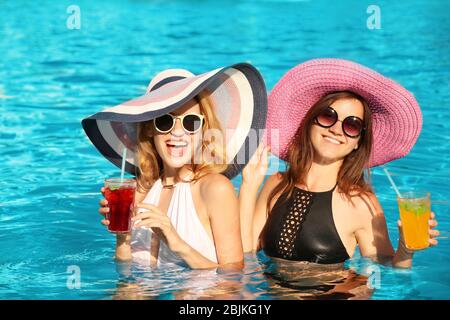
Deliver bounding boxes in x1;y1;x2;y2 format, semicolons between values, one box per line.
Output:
242;142;270;190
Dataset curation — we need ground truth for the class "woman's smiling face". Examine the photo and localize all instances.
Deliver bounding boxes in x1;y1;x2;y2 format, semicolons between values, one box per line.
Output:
153;99;203;169
310;98;365;163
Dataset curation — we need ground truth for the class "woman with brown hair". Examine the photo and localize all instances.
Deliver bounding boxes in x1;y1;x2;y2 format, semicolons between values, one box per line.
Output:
240;59;439;274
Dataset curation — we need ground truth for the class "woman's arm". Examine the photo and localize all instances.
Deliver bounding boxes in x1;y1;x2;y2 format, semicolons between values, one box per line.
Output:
241;173;283;253
115;234;132;262
353;194;395;264
355;193;439;268
239;143;271;252
201;174;244;271
239;182;260;252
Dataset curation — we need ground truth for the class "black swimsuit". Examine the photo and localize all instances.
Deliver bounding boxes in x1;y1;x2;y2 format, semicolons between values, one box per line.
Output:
260;184;350;264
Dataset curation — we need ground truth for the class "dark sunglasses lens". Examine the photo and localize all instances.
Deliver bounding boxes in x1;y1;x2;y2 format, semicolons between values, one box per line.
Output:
154;114;174;132
343;117;364;137
183;114;202;133
316;107;337;127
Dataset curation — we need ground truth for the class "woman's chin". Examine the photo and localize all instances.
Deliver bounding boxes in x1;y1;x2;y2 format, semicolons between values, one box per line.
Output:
166;158;190;168
161;152;192;168
314;151;345;164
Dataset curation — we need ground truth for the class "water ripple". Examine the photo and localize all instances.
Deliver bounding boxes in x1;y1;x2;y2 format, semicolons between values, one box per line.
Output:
1;0;449;300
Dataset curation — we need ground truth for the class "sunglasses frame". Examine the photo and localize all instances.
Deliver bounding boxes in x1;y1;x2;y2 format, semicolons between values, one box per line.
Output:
153;112;205;134
315;106;365;138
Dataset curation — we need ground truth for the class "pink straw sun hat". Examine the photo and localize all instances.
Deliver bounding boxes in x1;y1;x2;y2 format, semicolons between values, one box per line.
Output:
266;58;422;167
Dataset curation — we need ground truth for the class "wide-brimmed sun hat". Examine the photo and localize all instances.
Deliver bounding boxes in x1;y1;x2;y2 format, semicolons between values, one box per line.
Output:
81;63;267;178
266;58;422;167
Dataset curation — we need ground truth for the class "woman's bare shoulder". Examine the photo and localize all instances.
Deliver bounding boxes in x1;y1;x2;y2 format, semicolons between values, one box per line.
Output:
196;174;239;219
341;189;384;218
197;173;236;197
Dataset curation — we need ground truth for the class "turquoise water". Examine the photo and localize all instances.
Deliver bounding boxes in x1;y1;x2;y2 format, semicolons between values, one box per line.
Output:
0;0;449;299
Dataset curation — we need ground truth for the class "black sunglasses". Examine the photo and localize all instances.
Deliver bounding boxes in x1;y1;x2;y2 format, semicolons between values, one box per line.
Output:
153;113;204;134
315;106;365;138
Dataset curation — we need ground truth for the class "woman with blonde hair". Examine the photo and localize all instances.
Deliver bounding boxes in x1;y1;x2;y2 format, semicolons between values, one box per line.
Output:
82;63;267;270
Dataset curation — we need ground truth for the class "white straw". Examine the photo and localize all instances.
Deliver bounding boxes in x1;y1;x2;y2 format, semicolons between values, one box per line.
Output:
120;148;127;183
382;166;401;198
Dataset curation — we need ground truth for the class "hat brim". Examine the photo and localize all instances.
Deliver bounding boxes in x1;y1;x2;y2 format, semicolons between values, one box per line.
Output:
266;58;422;167
81;63;267;178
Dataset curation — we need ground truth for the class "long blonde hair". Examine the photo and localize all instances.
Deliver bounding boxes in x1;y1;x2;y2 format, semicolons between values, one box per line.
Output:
135;91;228;193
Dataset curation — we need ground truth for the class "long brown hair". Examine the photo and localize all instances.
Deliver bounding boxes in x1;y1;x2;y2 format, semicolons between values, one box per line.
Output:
135;91;228;193
267;91;374;213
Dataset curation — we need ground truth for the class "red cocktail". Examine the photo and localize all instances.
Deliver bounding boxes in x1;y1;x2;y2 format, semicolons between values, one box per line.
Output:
104;178;136;233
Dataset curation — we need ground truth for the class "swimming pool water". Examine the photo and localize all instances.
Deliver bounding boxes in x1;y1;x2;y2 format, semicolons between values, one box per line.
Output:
0;0;449;299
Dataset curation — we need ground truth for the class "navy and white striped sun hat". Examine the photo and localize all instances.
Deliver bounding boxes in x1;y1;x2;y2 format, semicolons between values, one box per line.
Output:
81;63;267;178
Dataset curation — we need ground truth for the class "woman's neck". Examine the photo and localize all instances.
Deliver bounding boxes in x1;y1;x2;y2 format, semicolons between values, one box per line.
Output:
162;165;192;185
303;158;343;192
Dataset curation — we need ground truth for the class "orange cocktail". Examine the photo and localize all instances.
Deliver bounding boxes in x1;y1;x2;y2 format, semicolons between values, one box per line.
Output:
397;192;430;250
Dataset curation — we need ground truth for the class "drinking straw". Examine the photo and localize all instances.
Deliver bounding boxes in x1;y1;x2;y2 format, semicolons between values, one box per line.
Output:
120;148;127;183
382;165;401;198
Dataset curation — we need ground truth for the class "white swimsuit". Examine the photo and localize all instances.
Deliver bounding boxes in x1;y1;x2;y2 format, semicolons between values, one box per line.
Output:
131;178;218;267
